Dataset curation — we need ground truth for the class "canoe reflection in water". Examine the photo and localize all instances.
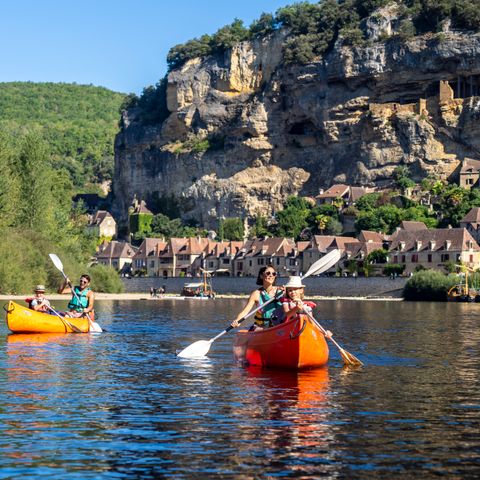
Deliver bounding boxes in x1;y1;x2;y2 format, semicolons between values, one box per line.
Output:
231;366;336;475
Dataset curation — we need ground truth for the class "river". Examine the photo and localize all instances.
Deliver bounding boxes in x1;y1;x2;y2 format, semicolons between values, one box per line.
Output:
0;299;479;478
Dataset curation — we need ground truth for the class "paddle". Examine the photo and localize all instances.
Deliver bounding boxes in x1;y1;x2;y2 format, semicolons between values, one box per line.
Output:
303;309;363;366
177;249;342;358
176;295;281;358
46;305;85;334
49;253;103;333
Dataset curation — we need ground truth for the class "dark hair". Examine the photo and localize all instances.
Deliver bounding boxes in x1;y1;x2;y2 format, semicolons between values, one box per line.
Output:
256;265;277;286
81;274;91;283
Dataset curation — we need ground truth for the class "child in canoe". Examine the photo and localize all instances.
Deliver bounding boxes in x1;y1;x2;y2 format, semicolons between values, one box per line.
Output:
280;276;332;338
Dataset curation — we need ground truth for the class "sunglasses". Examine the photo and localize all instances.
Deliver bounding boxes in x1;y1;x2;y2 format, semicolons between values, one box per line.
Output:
264;271;277;277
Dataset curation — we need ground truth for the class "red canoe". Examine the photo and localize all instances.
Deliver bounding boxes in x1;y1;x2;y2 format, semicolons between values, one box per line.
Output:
233;314;329;370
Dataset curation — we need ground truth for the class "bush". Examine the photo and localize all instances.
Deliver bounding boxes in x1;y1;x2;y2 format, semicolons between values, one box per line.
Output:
87;264;124;293
403;270;458;301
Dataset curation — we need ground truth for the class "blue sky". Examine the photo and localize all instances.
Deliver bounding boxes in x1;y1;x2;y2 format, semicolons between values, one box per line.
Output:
0;0;294;94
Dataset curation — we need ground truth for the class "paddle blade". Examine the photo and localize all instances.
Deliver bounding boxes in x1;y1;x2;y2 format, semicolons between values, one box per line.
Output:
339;347;363;366
49;253;64;272
177;340;212;358
303;249;342;278
89;321;103;333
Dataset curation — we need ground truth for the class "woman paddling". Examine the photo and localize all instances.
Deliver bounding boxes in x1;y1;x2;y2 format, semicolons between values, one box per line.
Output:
231;266;283;331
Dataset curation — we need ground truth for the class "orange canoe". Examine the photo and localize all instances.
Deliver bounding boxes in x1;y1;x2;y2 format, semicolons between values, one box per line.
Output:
5;301;90;333
233;314;329;370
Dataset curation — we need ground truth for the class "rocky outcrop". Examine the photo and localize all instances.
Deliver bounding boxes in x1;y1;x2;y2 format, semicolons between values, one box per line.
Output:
113;23;480;229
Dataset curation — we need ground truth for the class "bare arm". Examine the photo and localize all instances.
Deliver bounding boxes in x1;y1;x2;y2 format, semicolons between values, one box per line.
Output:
283;300;304;322
85;291;95;314
58;278;72;294
230;290;260;327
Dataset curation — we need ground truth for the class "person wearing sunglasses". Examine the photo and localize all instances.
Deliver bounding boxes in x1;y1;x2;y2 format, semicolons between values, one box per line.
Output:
231;266;283;331
58;274;95;318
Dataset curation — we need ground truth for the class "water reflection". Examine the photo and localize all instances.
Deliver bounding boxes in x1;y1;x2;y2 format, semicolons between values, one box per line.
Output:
0;299;479;478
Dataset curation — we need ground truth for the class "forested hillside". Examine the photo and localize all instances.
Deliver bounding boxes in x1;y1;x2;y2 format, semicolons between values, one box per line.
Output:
0;82;125;190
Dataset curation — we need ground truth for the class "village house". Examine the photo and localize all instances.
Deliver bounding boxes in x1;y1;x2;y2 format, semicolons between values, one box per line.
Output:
459;207;480;245
87;210;117;239
131;238;166;276
316;184;372;206
202;241;243;275
95;240;136;274
302;235;359;274
388;228;480;274
459;158;480;189
156;237;217;277
233;238;298;277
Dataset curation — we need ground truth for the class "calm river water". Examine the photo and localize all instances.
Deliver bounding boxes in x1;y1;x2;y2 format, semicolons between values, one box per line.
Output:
0;299;479;479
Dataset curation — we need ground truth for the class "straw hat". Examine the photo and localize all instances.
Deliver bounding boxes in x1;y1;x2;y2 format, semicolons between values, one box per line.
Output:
284;276;305;288
35;284;46;292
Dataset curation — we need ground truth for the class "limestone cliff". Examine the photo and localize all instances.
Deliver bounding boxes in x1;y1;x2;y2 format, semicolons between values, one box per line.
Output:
113;23;480;229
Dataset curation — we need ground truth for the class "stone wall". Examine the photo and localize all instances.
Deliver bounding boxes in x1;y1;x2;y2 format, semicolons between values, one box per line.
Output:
122;276;407;298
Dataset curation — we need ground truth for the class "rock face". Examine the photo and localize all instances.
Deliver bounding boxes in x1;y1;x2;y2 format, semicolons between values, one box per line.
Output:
113;25;480;229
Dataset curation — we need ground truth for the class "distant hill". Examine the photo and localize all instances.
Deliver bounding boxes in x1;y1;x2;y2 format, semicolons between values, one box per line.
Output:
0;82;126;191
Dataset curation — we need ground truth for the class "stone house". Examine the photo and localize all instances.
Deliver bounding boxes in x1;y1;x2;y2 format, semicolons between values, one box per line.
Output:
302;235;358;274
156;237;216;277
202;241;243;275
459;207;480;245
388;228;480;274
87;210;117;238
233;238;298;277
316;184;373;206
95;240;136;273
131;238;166;276
459;158;480;189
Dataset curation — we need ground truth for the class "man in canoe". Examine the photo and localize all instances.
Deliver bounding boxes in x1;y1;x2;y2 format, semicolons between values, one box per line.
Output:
58;274;95;318
231;265;284;331
28;284;52;313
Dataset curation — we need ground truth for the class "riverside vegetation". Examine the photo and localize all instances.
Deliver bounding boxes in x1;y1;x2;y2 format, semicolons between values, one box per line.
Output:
0;82;126;294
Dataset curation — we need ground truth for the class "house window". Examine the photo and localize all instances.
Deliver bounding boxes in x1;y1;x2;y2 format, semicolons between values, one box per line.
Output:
401;255;406;263
393;255;398;263
112;261;118;268
441;254;450;262
249;260;252;267
208;262;214;268
411;254;418;263
258;259;265;265
428;254;432;262
238;262;243;271
222;259;230;264
470;254;474;263
149;261;154;268
289;259;296;266
276;258;280;265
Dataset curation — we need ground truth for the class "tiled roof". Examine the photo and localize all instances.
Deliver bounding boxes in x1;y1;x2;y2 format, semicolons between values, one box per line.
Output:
358;231;386;243
399;221;428;231
388;228;480;252
316;184;349;199
133;238;166;259
460;158;480;174
88;210;114;227
460;207;480;224
96;241;136;259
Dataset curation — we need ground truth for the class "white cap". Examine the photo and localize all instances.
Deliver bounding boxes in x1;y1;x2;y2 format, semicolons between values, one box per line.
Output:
284;276;305;288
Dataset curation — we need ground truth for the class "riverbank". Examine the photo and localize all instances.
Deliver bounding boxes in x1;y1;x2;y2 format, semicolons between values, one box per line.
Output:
0;293;403;301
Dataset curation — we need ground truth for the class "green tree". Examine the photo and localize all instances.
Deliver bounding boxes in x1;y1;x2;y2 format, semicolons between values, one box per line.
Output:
219;217;244;241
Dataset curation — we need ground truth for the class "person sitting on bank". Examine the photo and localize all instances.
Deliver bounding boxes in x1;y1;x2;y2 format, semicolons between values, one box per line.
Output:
58;274;94;318
28;284;51;313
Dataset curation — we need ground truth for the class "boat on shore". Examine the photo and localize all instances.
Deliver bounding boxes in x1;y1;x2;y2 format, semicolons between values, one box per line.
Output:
5;301;90;333
233;315;329;370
